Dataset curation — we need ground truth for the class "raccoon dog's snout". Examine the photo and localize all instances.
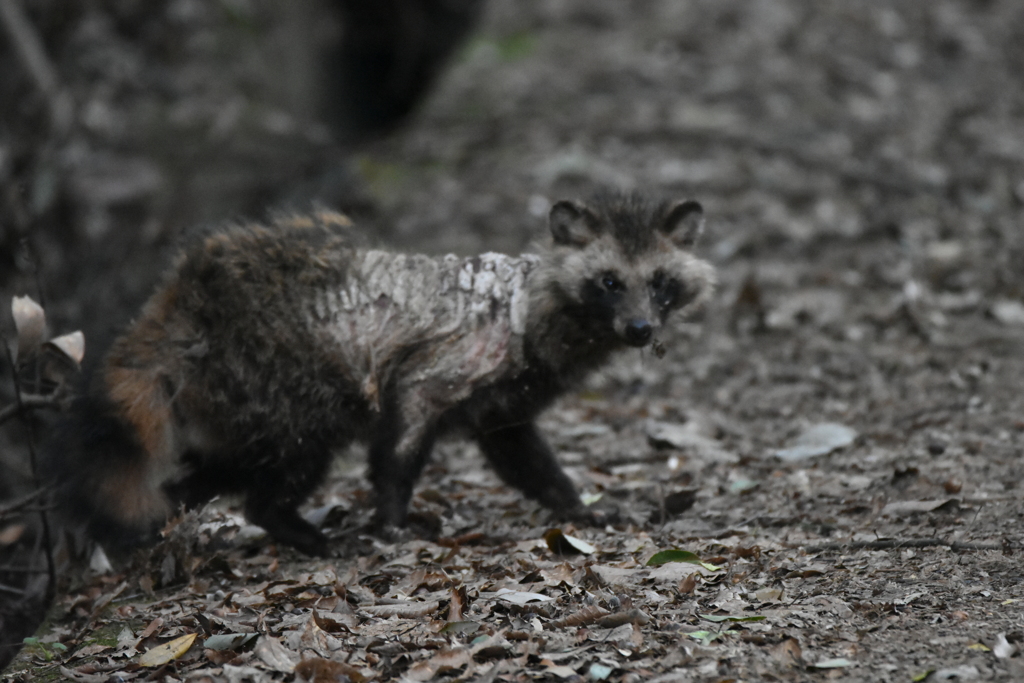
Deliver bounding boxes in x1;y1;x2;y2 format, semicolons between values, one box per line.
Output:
623;319;653;346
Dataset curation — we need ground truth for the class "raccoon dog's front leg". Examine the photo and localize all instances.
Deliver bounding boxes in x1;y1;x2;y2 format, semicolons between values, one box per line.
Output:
475;422;596;522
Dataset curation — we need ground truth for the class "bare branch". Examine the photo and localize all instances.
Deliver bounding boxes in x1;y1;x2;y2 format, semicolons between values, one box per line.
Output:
0;0;73;135
1;343;56;602
0;486;51;518
0;393;61;426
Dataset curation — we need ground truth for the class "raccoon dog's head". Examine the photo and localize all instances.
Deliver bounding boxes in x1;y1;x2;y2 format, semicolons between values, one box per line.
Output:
546;193;715;348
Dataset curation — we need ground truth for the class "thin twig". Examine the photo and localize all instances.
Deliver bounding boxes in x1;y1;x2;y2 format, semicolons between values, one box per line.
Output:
5;505;56;515
0;0;73;135
2;344;57;603
0;393;62;426
0;485;51;518
0;567;50;574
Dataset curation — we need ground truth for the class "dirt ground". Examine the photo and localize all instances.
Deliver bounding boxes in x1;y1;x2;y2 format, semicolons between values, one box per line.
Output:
4;0;1024;681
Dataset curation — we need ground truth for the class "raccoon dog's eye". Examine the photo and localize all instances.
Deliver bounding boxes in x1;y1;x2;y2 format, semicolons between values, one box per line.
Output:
601;272;624;292
651;269;682;307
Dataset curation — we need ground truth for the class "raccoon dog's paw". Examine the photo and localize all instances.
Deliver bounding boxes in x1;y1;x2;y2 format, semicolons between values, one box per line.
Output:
561;502;620;527
368;510;442;543
247;506;331;557
371;522;414;544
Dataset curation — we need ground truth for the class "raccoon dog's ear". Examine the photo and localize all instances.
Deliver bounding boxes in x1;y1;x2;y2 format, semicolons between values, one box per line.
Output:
549;200;601;247
662;200;705;248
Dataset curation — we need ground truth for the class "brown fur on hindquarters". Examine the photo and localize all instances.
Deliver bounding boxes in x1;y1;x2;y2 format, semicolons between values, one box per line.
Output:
55;196;715;555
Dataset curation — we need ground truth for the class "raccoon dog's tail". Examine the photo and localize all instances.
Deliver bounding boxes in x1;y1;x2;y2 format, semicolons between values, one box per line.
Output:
47;393;170;554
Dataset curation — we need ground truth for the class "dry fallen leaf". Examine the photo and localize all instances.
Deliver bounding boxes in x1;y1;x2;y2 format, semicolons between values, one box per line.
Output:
405;647;472;682
255;635;298;673
362;600;440;618
294;657;367;683
448;585;467;622
59;666;107;683
138;633;196;667
595;609;651;628
991;299;1024;326
203;633;258;651
492;589;554;606
811;658;852;669
769;637;803;667
646;419;736;463
880;499;960;516
992;633;1016;660
311;608;352;634
544;528;596;555
550;605;610;628
297;612;341;658
774;423;857;461
137;617;164;641
540;659;579;679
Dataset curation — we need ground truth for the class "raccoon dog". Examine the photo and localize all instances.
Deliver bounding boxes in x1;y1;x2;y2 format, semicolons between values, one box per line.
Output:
56;194;715;556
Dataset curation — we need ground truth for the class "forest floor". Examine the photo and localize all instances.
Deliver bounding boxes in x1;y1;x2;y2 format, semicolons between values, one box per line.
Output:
3;0;1024;681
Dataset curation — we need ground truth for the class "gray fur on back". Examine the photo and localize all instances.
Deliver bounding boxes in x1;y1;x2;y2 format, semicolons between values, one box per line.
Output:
306;250;540;425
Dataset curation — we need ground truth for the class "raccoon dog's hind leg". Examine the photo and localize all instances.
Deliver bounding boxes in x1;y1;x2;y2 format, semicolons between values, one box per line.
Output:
242;438;335;556
165;438;336;556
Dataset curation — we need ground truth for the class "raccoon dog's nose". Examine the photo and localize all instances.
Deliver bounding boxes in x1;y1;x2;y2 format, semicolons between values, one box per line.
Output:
624;319;653;347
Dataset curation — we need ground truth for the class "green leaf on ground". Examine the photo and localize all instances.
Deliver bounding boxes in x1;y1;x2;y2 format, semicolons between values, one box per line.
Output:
646;549;721;571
